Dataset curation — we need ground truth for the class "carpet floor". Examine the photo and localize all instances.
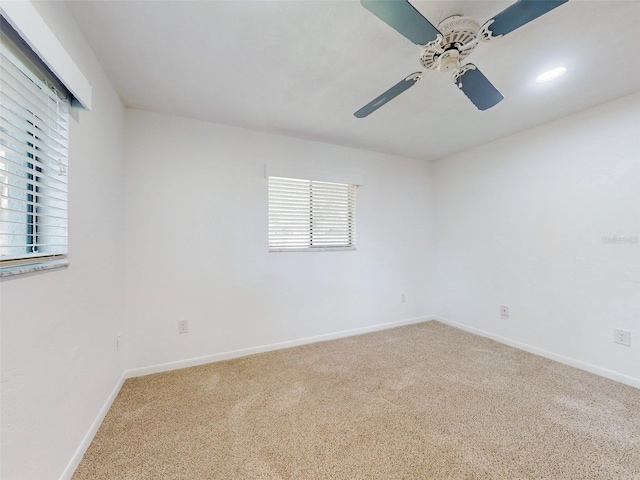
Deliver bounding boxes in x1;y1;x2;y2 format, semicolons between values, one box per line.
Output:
72;321;640;479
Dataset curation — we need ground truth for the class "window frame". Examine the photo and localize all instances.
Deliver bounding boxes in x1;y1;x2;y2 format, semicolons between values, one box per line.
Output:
0;15;72;276
268;175;357;253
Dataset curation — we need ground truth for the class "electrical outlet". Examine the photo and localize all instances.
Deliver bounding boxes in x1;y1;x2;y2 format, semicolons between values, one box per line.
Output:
178;320;189;334
401;293;406;303
500;305;509;317
614;328;631;346
116;333;122;351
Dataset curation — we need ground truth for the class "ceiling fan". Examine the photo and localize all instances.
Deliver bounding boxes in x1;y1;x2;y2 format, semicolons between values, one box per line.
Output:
354;0;568;118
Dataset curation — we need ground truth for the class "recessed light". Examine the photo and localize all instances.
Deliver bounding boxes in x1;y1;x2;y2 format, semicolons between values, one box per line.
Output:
536;67;567;83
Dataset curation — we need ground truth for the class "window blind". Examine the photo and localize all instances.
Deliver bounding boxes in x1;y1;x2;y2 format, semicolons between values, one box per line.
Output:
268;176;356;251
0;37;69;263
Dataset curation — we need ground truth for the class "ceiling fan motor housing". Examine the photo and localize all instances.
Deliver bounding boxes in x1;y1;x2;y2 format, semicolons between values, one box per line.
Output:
356;0;569;117
419;15;480;72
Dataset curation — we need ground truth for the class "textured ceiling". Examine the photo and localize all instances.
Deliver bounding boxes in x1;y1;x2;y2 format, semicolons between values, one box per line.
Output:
67;0;640;161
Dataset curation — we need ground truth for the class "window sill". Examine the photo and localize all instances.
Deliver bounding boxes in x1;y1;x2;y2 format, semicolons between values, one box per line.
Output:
0;258;69;278
269;246;356;253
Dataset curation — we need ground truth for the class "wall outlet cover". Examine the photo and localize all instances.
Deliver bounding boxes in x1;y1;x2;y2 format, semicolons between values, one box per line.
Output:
614;328;631;346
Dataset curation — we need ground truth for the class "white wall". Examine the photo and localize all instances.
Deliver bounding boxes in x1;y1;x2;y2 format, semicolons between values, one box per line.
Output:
124;109;434;370
0;3;126;480
434;93;640;386
1;5;636;479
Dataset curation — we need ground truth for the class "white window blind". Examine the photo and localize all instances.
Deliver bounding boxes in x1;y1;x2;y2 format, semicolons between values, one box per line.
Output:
268;176;357;251
0;37;70;265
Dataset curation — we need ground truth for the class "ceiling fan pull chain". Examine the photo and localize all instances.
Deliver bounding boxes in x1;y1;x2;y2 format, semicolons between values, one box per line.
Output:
452;64;477;89
355;0;567;116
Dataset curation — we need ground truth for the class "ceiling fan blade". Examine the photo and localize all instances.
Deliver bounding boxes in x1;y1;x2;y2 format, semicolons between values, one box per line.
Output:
361;0;441;45
481;0;568;39
454;65;503;111
354;72;422;118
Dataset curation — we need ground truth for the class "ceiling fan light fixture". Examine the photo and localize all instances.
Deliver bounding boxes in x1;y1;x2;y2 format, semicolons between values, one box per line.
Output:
535;67;567;83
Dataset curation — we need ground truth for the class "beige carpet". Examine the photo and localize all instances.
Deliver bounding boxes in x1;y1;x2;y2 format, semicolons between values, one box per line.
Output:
72;321;640;479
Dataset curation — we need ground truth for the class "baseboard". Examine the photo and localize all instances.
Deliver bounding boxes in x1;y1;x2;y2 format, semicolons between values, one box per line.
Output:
58;370;127;480
56;314;636;480
127;315;433;378
433;315;640;390
57;316;433;479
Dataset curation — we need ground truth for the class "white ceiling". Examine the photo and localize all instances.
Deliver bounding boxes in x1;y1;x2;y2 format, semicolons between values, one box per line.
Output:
67;0;640;161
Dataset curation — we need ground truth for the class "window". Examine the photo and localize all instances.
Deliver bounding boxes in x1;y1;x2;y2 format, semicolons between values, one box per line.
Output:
268;176;357;251
0;21;70;271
